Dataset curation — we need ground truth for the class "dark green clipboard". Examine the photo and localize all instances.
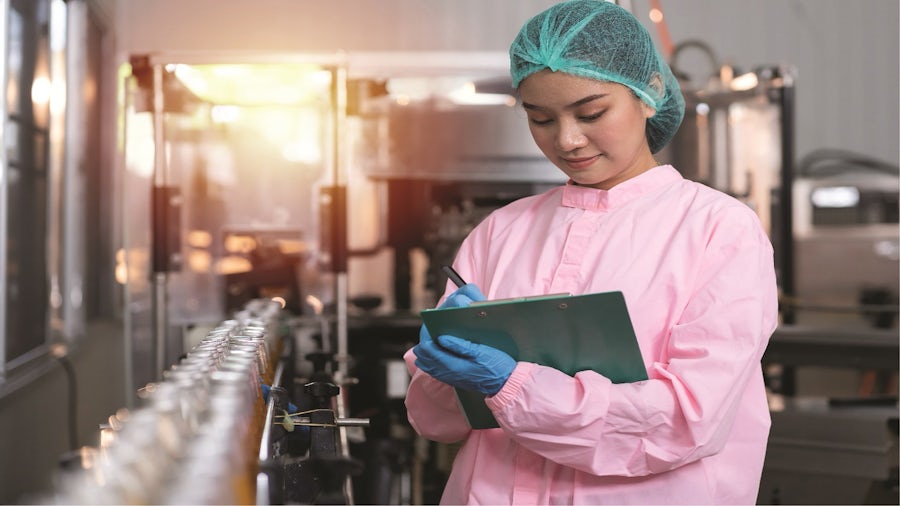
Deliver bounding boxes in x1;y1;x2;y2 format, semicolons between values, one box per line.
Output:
420;291;648;429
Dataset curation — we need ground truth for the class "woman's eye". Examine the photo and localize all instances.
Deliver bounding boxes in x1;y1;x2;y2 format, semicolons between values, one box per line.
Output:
528;117;553;126
580;111;604;122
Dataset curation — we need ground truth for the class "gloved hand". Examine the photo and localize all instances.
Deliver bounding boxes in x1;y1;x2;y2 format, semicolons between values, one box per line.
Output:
261;383;311;434
414;333;516;396
414;281;486;380
440;283;486;308
261;383;299;413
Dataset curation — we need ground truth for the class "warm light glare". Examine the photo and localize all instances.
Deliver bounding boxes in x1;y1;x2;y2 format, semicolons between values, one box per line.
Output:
449;91;517;106
99;427;117;449
124;115;155;178
448;82;516;106
77;448;97;470
173;64;209;97
187;250;212;272
811;186;860;208
282;139;320;163
306;295;324;315
875;240;900;261
31;76;52;104
272;296;287;309
211;105;241;124
51;79;66;115
720;65;735;84
7;79;18;112
114;262;129;286
277;239;308;255
730;72;760;91
261;111;296;146
187;230;213;248
649;8;664;23
114;248;151;289
279;110;322;163
174;63;329;106
224;234;257;254
271;85;304;105
49;0;67;50
216;255;253;275
115;248;127;284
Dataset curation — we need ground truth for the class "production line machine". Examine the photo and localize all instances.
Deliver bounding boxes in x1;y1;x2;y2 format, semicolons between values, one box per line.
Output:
90;49;897;505
759;324;898;505
45;299;377;505
353;52;900;504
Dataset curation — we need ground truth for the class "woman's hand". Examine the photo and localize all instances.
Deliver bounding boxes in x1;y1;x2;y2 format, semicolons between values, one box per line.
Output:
414;329;516;396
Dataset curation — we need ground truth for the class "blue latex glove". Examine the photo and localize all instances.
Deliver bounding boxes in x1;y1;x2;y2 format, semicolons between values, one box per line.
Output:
414;282;514;395
414;334;516;396
412;281;485;362
440;283;486;308
261;383;311;435
416;282;485;366
261;383;299;413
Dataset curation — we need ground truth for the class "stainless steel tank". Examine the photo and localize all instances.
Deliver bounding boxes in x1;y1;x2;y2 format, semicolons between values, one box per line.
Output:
660;41;797;311
660;50;794;239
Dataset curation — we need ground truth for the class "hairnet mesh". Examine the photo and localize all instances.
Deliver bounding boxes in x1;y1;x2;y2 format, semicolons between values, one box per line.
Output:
509;0;684;153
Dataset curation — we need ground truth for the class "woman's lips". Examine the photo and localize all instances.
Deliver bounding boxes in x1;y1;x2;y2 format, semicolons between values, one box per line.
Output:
561;154;600;170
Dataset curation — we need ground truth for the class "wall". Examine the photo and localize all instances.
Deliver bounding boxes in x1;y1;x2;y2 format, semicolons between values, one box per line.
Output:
0;322;126;503
645;0;899;170
0;1;123;503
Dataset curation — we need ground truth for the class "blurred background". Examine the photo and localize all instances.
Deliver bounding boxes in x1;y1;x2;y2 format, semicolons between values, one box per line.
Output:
0;0;896;504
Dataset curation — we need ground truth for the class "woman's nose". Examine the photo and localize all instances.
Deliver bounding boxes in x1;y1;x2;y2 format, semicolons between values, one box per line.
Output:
555;119;587;152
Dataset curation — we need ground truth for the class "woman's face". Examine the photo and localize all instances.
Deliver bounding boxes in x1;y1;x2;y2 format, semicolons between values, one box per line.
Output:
518;70;658;190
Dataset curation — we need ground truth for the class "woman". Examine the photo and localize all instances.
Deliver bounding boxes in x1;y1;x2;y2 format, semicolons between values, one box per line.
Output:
404;1;778;504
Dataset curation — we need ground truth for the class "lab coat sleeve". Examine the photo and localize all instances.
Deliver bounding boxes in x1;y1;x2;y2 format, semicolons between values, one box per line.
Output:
403;347;472;443
484;207;778;477
403;243;488;444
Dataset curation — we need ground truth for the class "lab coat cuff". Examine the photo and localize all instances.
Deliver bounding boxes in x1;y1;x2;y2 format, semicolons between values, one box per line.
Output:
486;361;535;410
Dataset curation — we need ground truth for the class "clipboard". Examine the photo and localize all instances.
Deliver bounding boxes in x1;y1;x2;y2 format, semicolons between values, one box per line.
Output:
420;290;648;429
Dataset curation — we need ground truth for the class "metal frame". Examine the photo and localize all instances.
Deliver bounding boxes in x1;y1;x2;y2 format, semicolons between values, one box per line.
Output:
0;0;9;377
118;51;350;386
0;0;74;379
46;0;69;343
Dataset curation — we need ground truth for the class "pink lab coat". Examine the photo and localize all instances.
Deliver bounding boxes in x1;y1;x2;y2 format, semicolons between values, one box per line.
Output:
404;165;779;504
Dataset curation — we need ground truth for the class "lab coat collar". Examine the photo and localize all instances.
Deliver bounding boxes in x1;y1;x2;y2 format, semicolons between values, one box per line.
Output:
561;165;682;211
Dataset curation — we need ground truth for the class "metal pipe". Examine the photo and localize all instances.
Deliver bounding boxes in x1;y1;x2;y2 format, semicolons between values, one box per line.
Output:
0;0;10;376
257;343;286;505
151;63;168;379
778;69;796;325
330;57;356;506
46;0;67;343
120;68;135;406
258;360;284;463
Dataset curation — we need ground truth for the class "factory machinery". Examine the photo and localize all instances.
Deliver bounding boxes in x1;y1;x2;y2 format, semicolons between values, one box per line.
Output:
57;46;894;504
45;298;372;505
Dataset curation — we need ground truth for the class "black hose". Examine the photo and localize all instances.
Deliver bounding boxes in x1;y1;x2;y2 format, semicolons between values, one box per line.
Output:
797;148;900;178
669;39;720;85
56;356;79;451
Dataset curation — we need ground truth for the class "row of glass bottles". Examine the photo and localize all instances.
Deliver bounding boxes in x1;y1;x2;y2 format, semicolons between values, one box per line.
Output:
49;299;283;505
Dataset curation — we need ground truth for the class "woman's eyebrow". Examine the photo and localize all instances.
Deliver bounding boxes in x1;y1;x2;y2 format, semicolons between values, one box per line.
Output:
521;93;609;111
569;93;609;108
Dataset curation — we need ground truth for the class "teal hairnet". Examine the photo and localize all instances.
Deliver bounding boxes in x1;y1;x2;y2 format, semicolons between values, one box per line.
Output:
509;0;684;153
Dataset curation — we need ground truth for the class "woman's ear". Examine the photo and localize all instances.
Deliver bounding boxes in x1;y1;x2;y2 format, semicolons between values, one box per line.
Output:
642;72;664;118
648;72;664;97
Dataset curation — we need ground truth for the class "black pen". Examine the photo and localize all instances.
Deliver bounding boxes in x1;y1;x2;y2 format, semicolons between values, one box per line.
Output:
441;264;467;288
